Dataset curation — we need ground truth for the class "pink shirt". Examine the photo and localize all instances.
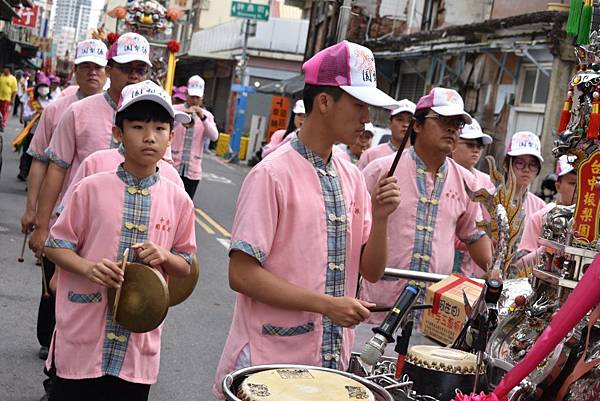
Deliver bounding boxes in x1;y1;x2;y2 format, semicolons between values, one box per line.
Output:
46;92;118;198
27;91;82;162
261;129;286;158
357;142;397;170
213;137;372;398
359;149;485;321
455;168;495;278
171;107;219;180
46;167;196;384
59;147;184;212
519;202;555;252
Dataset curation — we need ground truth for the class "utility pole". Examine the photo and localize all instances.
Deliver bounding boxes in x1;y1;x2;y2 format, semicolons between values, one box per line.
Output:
336;0;352;42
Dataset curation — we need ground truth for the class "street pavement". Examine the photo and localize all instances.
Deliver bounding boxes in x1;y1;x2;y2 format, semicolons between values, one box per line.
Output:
0;113;426;400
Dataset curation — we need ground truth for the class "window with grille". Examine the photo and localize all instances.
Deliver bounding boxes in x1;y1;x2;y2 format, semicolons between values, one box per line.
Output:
518;65;551;106
397;72;425;103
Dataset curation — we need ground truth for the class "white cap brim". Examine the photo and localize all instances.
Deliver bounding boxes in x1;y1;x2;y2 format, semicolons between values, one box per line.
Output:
391;107;414;116
293;105;305;114
339;86;398;109
118;93;191;124
558;165;575;177
431;105;472;124
507;149;544;163
460;131;493;145
74;56;108;67
187;88;204;97
112;54;152;67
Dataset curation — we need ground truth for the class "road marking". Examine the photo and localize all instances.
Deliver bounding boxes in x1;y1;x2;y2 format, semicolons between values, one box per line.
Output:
203;172;233;185
195;215;215;235
195;208;231;238
217;238;231;249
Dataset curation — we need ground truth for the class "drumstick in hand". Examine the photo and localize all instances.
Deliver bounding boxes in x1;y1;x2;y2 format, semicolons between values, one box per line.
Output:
386;120;414;178
113;248;129;321
18;232;29;262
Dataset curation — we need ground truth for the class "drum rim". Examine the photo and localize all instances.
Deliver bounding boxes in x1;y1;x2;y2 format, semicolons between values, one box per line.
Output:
222;364;394;401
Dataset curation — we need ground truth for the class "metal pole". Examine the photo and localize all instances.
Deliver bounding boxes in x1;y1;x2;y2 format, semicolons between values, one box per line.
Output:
336;0;352;42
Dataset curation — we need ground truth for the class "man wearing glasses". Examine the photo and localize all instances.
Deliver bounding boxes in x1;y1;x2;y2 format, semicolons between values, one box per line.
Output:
360;87;492;323
29;33;152;258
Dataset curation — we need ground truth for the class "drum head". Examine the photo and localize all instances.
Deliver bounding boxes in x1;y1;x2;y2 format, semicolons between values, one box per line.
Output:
168;255;199;306
108;262;169;333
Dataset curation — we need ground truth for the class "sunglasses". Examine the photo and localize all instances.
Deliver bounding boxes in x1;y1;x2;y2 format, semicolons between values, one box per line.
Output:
425;114;466;129
114;64;149;76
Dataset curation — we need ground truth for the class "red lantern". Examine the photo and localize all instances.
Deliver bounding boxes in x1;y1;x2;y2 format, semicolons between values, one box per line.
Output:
167;40;180;53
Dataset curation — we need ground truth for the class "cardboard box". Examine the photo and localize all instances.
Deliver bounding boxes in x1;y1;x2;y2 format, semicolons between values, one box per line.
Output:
422;274;483;345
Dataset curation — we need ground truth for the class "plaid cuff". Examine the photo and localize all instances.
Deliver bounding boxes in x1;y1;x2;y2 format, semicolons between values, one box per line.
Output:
461;230;486;245
27;148;48;162
171;250;193;265
68;291;102;303
45;237;77;250
230;240;267;265
262;322;315;336
46;148;70;169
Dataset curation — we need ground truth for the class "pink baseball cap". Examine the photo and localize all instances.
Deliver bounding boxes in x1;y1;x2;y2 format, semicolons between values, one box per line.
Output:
118;80;190;124
173;85;187;101
556;155;576;177
415;87;472;123
108;32;151;66
302;40;398;109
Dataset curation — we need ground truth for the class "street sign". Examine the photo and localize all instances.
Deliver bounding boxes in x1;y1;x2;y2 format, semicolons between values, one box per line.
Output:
12;6;38;28
230;1;270;21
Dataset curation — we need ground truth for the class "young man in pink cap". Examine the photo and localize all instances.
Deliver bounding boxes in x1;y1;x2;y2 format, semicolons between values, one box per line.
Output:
171;74;219;199
516;155;576;271
451;118;495;278
357;98;415;170
44;80;195;400
360;87;493;323
213;40;401;399
30;32;152;258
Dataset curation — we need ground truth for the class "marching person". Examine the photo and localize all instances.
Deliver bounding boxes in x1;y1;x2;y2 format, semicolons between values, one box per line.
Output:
48;75;62;99
44;80;195;401
360;88;493;323
19;39;108;361
29;32;152;258
213;40;401;399
171;75;219;200
450;118;495;278
261;99;305;158
0;65;18;131
357;98;415;169
516;155;577;271
338;122;375;164
17;74;54;181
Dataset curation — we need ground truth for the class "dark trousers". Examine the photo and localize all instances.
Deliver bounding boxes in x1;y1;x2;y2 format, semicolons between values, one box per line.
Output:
49;375;150;401
13;95;21;116
181;176;199;200
37;257;55;347
18;131;33;179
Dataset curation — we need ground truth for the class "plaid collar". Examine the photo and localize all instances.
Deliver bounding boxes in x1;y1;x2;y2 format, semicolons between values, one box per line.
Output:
116;164;160;188
410;147;448;177
117;143;126;156
75;90;84;100
388;141;399;152
290;136;335;174
103;91;118;111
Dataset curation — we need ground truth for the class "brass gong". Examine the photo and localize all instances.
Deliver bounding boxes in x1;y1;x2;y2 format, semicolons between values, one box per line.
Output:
168;255;200;306
108;262;169;333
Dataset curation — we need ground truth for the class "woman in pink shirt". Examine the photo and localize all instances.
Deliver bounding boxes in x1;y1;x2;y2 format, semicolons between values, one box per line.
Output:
451;119;494;278
261;99;305;159
213;41;401;399
44;81;195;401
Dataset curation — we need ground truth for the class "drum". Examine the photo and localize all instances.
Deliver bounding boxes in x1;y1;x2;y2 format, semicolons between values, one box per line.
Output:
168;255;200;306
223;364;394;401
108;262;169;333
403;345;485;400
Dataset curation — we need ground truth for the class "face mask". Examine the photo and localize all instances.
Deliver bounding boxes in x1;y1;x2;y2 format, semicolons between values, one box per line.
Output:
38;87;50;96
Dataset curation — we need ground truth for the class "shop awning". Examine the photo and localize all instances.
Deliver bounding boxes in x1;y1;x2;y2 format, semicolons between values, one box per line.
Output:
257;74;304;96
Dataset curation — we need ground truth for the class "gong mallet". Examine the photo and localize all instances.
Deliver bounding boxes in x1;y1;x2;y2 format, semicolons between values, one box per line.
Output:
40;257;51;299
18;232;29;263
386;119;414;178
113;248;129;321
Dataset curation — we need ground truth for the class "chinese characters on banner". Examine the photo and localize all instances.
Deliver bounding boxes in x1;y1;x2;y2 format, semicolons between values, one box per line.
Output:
12;6;38;28
267;96;290;139
574;150;600;244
